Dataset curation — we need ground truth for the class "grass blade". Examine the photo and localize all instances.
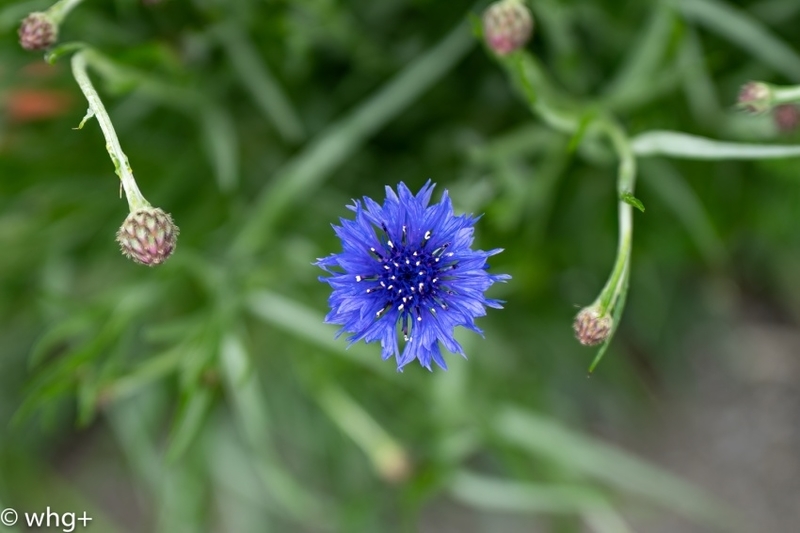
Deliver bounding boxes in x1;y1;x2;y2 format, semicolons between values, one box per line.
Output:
672;0;800;81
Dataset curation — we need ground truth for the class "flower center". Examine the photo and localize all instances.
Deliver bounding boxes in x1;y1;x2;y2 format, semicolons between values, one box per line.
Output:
357;224;456;341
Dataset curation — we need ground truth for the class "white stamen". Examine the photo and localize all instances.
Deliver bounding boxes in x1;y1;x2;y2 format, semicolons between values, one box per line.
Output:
355;275;362;282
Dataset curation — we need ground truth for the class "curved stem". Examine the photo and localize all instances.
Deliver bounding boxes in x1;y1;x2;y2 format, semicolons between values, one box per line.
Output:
595;119;636;314
71;50;149;212
48;0;85;24
505;51;637;318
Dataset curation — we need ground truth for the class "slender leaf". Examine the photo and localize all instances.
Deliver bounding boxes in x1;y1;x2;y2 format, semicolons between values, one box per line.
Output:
494;406;737;529
671;0;800;81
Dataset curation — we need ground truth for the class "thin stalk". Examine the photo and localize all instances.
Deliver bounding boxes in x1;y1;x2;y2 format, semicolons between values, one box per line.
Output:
71;50;149;212
773;84;800;104
48;0;85;24
595;119;636;314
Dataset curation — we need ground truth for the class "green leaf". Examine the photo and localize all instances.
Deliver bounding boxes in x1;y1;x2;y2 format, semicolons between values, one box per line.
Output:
44;42;88;64
199;105;239;192
620;191;645;212
233;19;476;254
214;22;305;143
166;388;214;462
632;130;800;159
494;406;738;529
219;333;329;526
639;159;727;267
602;6;676;107
670;0;800;81
451;472;636;532
246;290;402;380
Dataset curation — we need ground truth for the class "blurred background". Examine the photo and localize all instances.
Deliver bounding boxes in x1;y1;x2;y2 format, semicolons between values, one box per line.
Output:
1;0;800;531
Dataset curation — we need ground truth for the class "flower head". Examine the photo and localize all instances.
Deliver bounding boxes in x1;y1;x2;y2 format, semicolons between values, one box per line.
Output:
573;306;612;346
737;81;773;114
482;0;534;56
316;182;509;371
18;12;58;51
117;207;179;266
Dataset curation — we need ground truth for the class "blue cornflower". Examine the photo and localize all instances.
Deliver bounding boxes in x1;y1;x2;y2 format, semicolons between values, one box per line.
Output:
316;181;510;371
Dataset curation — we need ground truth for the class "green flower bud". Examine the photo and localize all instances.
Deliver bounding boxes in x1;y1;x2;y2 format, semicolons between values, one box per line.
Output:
482;0;534;56
116;207;179;266
573;307;612;346
18;12;58;51
737;81;773;114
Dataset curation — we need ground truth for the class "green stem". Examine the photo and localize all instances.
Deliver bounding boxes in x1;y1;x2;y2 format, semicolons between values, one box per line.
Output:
594;119;636;314
71;50;150;212
773;84;800;104
506;52;637;318
47;0;84;24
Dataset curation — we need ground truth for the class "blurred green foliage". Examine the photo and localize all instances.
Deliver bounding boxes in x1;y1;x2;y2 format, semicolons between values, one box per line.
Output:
1;0;800;531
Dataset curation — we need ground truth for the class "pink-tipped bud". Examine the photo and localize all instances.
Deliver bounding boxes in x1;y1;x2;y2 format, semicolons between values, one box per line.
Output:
482;0;533;56
18;12;58;51
737;81;773;114
774;104;800;134
573;307;612;346
116;207;179;266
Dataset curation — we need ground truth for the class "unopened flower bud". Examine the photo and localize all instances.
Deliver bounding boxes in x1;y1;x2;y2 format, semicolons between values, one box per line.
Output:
482;0;533;56
737;81;773;114
573;307;612;346
773;104;800;134
116;207;179;266
18;12;58;51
